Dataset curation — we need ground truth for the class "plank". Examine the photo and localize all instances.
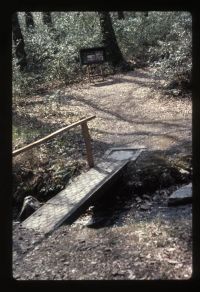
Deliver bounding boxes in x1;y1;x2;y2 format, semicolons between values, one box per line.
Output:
21;148;144;235
22;160;127;234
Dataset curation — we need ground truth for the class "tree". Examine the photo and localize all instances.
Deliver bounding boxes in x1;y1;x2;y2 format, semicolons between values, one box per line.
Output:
42;12;53;26
12;12;27;71
98;12;125;67
117;11;125;20
25;12;35;30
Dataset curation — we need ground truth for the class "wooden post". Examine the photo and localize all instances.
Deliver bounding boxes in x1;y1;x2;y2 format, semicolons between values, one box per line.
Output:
87;65;91;83
100;64;104;81
81;122;94;168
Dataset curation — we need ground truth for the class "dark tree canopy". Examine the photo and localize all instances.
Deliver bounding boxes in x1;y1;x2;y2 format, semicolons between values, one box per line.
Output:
12;12;27;71
98;12;125;67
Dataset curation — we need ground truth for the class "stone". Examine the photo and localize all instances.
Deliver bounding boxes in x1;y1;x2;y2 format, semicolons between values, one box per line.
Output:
140;203;151;211
179;168;189;175
18;196;43;221
152;194;159;201
142;194;151;200
135;196;142;203
105;247;112;252
168;183;192;206
127;270;136;279
86;217;107;228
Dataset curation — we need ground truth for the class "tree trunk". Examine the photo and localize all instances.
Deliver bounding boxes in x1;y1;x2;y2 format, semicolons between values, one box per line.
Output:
12;12;27;71
25;12;34;30
98;11;124;67
42;12;53;26
117;11;125;20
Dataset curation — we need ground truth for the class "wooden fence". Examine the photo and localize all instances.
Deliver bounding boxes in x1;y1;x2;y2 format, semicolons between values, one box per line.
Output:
12;115;96;168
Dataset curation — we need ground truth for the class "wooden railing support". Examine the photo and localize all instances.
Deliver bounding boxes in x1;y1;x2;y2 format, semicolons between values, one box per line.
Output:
81;121;94;168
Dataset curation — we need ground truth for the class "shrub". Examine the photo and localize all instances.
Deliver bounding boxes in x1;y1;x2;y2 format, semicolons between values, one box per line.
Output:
13;11;192;95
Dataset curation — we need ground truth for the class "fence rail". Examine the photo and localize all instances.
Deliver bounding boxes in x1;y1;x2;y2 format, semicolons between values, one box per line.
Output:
12;115;96;168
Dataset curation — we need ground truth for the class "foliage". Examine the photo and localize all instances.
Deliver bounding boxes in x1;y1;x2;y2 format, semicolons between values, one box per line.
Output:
146;12;192;87
112;12;192;84
12;11;192;95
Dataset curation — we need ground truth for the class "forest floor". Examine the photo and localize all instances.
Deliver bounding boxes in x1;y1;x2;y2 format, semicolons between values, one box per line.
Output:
12;67;192;280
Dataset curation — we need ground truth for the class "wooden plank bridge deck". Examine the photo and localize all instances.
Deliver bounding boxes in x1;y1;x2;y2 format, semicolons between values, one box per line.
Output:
21;148;144;235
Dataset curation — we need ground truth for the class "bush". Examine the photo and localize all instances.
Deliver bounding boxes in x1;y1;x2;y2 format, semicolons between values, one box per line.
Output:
148;12;192;87
112;12;192;84
13;11;192;95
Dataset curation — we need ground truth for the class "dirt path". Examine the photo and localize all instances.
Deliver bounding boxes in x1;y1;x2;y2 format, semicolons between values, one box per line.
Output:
13;67;192;280
13;67;191;160
61;67;191;159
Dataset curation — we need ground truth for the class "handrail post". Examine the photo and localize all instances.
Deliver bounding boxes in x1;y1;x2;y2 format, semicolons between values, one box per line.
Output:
81;121;94;168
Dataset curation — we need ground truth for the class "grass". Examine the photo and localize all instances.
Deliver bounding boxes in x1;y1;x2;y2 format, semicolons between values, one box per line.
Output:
12;125;42;149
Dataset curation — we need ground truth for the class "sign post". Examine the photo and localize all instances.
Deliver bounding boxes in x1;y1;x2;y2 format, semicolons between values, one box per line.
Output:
79;47;106;82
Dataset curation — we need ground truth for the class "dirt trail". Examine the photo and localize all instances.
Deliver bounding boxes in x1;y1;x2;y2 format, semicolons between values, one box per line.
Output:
13;67;191;163
54;67;191;160
13;67;192;280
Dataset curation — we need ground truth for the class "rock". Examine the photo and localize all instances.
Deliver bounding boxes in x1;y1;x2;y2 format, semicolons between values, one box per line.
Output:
142;194;151;200
159;190;168;199
86;216;107;228
160;190;167;196
167;259;179;264
112;270;124;276
105;247;112;252
140;203;151;211
127;270;136;279
135;196;142;203
179;168;189;175
18;196;43;221
168;183;192;206
152;194;159;201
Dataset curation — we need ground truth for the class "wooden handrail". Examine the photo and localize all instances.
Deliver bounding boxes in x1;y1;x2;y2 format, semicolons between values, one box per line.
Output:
12;116;96;163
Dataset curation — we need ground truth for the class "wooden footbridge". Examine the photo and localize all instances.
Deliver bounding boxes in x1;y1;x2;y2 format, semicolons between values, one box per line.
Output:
13;115;145;235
